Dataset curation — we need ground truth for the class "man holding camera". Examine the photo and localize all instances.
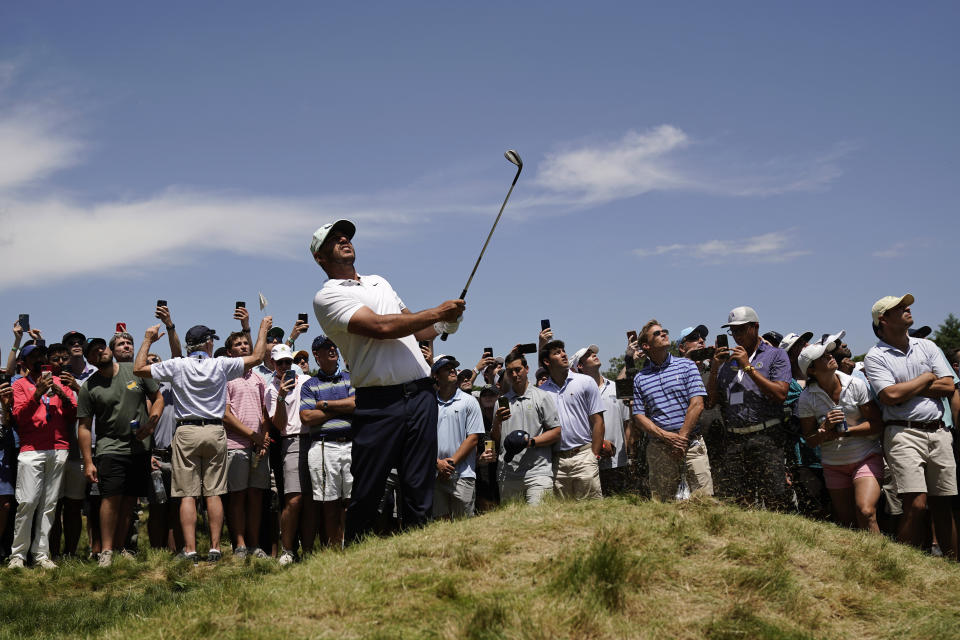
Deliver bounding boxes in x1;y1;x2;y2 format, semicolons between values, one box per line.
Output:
539;340;605;499
488;351;561;505
266;343;313;565
706;306;792;510
632;321;712;501
134;317;272;562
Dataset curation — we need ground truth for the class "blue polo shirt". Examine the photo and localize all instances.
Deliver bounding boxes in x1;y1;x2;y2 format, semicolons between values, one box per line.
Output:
299;368;354;438
715;341;792;429
632;354;706;432
436;388;485;479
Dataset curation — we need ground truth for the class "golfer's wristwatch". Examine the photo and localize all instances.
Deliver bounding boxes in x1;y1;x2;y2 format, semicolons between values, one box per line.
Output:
322;400;329;411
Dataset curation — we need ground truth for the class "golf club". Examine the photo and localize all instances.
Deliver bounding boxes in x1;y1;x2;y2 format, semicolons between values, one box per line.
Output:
440;149;523;341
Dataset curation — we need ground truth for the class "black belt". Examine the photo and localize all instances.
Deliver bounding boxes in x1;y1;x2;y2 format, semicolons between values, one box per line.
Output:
311;432;351;443
886;419;944;432
356;378;435;403
175;418;223;427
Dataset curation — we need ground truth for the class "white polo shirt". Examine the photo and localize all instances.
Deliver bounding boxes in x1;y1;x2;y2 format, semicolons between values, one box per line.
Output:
265;371;311;437
796;372;881;466
863;337;953;422
313;274;430;388
540;371;604;451
598;377;630;470
150;354;245;420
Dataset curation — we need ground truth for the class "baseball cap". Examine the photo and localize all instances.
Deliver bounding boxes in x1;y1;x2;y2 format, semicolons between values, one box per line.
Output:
762;331;783;348
271;344;294;361
678;325;709;344
457;368;474;381
909;325;932;339
721;306;760;328
569;345;599;371
310;219;356;255
84;338;107;358
431;355;460;376
311;334;335;351
19;344;46;359
479;384;500;397
779;331;814;353
502;430;530;463
185;325;219;345
871;293;914;327
798;332;846;375
62;330;86;347
267;327;285;342
293;349;310;362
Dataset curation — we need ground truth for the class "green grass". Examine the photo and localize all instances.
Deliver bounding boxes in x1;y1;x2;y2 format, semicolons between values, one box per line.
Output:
4;496;960;639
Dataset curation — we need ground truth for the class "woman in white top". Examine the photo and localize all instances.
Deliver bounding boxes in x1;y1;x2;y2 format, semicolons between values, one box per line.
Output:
797;336;884;532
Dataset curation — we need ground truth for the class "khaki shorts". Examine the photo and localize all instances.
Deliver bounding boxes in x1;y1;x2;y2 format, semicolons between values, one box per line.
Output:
171;424;228;497
647;435;713;501
226;447;271;492
433;475;475;518
884;425;957;497
307;440;352;501
554;445;602;500
281;435;312;497
500;474;553;505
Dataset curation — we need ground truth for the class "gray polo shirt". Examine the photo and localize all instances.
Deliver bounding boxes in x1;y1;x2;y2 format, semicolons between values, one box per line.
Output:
863;337;953;422
498;383;560;480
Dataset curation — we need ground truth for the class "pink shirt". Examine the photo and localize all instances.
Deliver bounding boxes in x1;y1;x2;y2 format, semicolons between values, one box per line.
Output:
225;371;266;450
12;375;75;452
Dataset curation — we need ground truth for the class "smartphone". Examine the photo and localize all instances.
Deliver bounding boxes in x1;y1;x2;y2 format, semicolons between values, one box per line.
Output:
283;370;297;385
18;314;30;332
483;347;493;358
41;365;53;378
156;299;167;308
298;313;308;324
716;334;728;349
0;372;10;385
235;301;246;309
497;397;509;410
627;330;637;343
687;347;716;361
517;343;537;355
115;322;127;334
615;379;634;400
540;319;550;331
418;340;429;349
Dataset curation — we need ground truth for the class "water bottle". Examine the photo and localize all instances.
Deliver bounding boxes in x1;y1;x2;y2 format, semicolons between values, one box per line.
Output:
832;404;849;434
130;419;140;434
150;469;167;504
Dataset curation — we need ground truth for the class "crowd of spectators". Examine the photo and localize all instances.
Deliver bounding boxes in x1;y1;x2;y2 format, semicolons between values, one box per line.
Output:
1;291;958;569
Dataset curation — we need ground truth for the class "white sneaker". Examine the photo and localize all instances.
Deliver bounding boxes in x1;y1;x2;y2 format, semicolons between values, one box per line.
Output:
278;550;296;567
37;557;58;570
8;557;25;569
251;548;269;559
98;549;114;568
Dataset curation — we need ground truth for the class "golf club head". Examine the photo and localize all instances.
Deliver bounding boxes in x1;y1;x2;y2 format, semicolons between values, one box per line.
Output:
504;149;522;168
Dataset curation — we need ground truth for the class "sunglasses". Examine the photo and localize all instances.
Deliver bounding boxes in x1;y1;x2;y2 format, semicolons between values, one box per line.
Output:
294;357;308;365
652;329;669;338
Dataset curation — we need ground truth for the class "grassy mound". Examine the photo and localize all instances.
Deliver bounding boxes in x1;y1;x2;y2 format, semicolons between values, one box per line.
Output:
4;496;960;639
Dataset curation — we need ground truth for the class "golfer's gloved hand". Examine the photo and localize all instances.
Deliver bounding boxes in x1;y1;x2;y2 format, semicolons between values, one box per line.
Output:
434;316;463;336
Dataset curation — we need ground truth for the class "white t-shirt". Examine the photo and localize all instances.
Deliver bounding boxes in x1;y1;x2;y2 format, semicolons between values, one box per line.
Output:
265;372;310;436
797;371;880;466
150;355;245;420
313;274;430;388
598;377;630;470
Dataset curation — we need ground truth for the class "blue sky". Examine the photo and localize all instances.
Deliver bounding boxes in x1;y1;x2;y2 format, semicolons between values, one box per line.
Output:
1;2;957;368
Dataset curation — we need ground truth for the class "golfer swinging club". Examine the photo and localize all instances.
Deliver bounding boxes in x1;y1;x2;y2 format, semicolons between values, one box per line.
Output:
311;219;464;543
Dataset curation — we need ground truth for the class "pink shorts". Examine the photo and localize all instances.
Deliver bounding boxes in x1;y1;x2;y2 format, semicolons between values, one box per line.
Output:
822;453;883;490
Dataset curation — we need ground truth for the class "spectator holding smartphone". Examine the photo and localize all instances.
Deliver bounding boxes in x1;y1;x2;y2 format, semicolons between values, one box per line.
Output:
9;344;76;569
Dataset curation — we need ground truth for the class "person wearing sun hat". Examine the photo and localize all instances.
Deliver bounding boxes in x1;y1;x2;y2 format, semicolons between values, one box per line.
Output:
863;293;958;555
796;332;884;532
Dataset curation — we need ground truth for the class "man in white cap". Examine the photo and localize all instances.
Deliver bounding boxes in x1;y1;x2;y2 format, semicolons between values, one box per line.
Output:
570;344;628;495
706;306;793;510
309;220;464;542
863;294;957;556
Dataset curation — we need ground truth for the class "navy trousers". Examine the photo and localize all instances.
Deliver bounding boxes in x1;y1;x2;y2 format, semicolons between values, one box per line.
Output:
345;383;438;543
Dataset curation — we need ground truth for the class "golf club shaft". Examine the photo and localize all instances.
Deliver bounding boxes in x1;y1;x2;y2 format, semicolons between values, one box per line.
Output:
440;166;522;341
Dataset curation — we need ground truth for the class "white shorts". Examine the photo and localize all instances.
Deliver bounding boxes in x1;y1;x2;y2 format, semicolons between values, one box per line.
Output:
307;439;352;502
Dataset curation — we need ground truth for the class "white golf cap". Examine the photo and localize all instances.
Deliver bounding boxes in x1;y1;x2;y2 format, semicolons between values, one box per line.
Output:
271;344;294;361
309;219;356;255
871;293;914;326
721;306;760;328
779;331;814;353
797;332;846;376
817;330;846;347
569;344;599;371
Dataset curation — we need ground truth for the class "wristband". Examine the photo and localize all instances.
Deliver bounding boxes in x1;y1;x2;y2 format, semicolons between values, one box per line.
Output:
166;323;175;331
743;365;755;373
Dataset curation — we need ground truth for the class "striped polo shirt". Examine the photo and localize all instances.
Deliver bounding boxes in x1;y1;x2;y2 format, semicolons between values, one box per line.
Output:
299;368;355;437
632;354;706;432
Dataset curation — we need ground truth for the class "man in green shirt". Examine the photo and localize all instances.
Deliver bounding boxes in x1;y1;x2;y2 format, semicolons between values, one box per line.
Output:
78;338;163;567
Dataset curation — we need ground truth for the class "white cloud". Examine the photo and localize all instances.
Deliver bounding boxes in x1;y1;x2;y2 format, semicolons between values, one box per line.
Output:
0;106;83;193
530;127;849;206
633;229;810;264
